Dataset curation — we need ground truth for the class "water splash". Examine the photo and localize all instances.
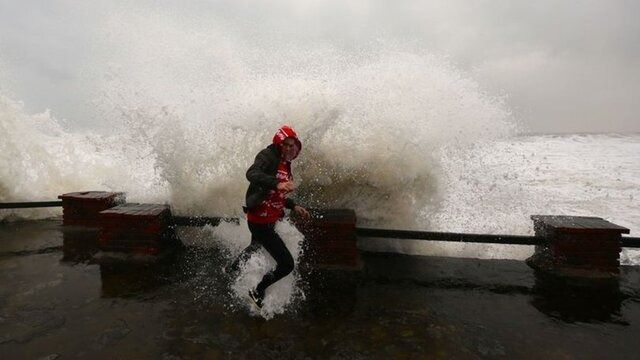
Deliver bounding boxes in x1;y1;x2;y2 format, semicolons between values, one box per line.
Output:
204;219;306;320
1;7;515;225
0;95;168;220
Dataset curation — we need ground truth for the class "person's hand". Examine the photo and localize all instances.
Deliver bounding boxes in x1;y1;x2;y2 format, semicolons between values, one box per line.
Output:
294;205;310;219
277;181;295;193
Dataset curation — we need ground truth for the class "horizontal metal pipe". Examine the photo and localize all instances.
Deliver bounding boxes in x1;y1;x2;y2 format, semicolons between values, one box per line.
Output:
621;237;640;248
4;202;631;248
0;201;63;209
356;227;543;245
357;228;640;249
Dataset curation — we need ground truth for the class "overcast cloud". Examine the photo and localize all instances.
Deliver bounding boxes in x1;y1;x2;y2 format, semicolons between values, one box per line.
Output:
1;0;638;133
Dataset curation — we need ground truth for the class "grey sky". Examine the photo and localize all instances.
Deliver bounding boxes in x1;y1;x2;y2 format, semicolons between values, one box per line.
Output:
1;0;638;133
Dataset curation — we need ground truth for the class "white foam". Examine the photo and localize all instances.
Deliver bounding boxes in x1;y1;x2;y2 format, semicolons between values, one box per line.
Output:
430;134;640;235
0;95;169;220
1;12;515;224
206;219;305;320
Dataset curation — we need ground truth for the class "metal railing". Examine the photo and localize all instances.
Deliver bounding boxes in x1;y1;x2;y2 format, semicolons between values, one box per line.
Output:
622;237;640;248
356;227;640;248
2;201;639;248
0;201;62;209
355;227;542;245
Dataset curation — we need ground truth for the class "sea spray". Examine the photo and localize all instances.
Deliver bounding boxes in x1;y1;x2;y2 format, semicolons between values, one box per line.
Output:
73;5;515;226
1;50;514;227
0;94;168;220
205;219;306;319
1;5;516;224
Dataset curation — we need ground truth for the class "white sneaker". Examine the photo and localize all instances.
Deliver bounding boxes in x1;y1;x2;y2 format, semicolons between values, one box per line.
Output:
248;289;264;309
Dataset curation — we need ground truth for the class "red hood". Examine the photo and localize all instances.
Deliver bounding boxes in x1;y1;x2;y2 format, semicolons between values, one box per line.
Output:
273;125;302;160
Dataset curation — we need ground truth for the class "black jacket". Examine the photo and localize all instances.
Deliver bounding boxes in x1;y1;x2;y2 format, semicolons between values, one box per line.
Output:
244;144;296;213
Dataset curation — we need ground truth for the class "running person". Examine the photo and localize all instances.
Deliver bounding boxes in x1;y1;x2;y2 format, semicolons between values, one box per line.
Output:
228;125;310;309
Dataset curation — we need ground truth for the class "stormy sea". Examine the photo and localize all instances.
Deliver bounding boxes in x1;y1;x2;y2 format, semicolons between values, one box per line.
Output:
1;1;639;358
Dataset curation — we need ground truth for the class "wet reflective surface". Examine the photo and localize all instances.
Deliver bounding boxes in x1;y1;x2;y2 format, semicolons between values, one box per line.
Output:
1;220;639;359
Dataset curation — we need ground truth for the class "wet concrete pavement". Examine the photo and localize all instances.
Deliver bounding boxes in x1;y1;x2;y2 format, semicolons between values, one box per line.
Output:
1;220;639;359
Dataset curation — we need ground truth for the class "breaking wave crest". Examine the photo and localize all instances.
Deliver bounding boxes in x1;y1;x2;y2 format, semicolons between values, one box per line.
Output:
0;20;514;225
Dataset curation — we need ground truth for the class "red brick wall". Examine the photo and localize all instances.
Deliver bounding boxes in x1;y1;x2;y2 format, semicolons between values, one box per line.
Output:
529;216;627;275
294;209;359;268
98;203;180;255
58;191;125;226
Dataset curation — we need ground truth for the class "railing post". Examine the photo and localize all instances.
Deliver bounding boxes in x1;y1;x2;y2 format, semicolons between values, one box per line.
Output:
526;215;629;278
58;191;125;226
293;209;360;269
98;203;182;256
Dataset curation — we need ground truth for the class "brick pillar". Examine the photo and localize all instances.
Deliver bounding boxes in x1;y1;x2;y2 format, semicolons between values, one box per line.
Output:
294;209;360;269
62;226;101;263
99;203;182;256
526;215;629;278
58;191;125;226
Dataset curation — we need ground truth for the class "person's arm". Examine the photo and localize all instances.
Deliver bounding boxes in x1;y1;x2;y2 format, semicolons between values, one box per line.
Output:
285;198;296;210
287;198;310;219
292;204;311;219
246;151;278;189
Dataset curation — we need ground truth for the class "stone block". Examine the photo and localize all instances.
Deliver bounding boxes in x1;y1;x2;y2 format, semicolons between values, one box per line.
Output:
527;215;629;277
293;209;360;268
58;191;125;226
98;203;181;255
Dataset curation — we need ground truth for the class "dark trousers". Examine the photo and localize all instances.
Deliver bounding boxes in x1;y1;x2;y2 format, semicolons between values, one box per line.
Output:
229;221;295;297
